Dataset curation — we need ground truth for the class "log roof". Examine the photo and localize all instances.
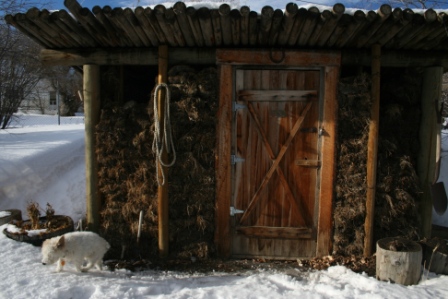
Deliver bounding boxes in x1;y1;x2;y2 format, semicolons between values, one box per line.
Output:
4;0;448;52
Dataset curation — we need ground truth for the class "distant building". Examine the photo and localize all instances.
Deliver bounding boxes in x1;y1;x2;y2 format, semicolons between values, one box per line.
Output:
19;78;60;115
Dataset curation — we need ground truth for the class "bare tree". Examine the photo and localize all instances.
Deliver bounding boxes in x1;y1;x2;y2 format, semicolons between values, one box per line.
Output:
0;0;52;128
0;26;46;128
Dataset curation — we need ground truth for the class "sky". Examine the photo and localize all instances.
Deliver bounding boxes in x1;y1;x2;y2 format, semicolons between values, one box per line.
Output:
1;115;448;298
47;0;448;11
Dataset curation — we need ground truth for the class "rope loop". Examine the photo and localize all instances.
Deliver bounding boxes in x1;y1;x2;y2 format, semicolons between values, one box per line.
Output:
152;83;176;186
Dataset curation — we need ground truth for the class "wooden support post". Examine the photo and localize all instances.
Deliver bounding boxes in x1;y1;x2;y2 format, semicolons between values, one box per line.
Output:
214;64;233;258
157;45;169;258
364;44;381;257
316;65;339;257
83;64;101;232
418;66;443;238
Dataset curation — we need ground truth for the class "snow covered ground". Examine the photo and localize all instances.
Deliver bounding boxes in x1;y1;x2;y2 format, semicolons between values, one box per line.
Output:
1;115;448;298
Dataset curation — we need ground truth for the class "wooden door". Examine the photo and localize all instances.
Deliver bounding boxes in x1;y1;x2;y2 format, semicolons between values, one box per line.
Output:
215;49;340;259
231;69;320;258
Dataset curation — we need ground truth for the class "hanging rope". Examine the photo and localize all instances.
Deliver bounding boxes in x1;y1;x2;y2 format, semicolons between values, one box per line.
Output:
152;83;176;186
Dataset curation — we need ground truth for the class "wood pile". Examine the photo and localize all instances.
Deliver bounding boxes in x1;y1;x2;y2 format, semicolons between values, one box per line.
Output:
5;0;448;51
96;66;218;260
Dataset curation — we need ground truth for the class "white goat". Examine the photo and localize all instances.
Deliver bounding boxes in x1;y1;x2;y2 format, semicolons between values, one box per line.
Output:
41;231;110;272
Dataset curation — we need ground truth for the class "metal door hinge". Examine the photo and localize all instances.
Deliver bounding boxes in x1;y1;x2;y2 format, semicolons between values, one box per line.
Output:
233;102;247;111
230;206;245;216
231;155;245;165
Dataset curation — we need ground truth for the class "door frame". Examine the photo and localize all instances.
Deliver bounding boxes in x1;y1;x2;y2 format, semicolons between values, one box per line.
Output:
215;49;340;258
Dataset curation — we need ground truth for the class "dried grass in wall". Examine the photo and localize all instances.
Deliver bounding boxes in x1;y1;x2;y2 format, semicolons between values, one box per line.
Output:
334;69;422;256
374;68;422;243
96;66;218;261
334;73;371;255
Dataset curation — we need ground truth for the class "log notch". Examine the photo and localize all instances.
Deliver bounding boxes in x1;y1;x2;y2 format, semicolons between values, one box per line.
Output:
186;6;204;47
356;4;392;48
403;9;438;49
268;9;284;45
381;8;414;48
297;7;320;46
377;8;412;46
173;2;196;47
165;8;186;46
108;8;143;46
154;5;178;46
390;12;425;49
124;7;154;47
316;3;345;47
326;14;352;47
365;8;403;47
258;6;274;45
57;9;97;47
307;9;333;47
287;8;307;46
230;9;242;46
210;9;223;46
83;64;101;232
219;4;232;46
26;8;70;48
197;7;214;46
335;10;371;48
248;11;258;46
64;0;112;46
376;237;422;285
134;6;160;46
418;66;443;238
364;44;381;257
144;7;168;45
240;6;250;46
6;13;57;48
418;12;448;50
277;2;298;46
92;6;127;47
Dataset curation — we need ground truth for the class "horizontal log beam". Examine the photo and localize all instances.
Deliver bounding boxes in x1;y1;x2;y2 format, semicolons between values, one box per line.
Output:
40;48;448;69
342;49;448;68
40;48;216;66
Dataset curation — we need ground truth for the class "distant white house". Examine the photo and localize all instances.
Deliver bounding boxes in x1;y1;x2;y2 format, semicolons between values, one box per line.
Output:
19;78;60;115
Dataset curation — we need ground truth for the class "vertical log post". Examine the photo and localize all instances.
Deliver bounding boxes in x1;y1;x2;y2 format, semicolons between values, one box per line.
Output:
83;64;101;232
214;63;233;258
157;45;169;258
418;66;443;238
364;44;381;257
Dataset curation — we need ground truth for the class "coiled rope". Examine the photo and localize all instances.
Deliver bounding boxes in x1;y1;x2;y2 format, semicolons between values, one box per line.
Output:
152;83;176;186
